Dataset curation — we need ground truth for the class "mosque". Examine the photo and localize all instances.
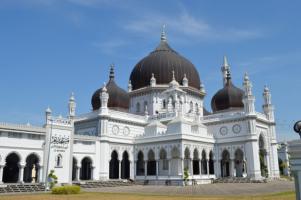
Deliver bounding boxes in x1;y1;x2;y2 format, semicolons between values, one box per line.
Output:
0;29;280;185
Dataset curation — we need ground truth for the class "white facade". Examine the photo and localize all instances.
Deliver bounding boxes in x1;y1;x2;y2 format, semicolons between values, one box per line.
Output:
0;35;280;185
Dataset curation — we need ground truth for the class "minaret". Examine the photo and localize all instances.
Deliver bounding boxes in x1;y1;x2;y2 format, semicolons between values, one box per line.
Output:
100;83;109;115
242;73;255;114
221;56;230;86
68;92;76;119
45;106;52;124
182;74;188;87
150;73;156;87
200;82;205;93
128;80;132;92
263;85;274;121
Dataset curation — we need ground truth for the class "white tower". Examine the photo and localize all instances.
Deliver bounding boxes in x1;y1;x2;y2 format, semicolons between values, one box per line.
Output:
68;92;76;119
242;73;255;114
100;83;109;115
182;74;188;87
263;85;274;121
221;56;230;86
128;80;132;92
45;106;52;124
150;73;156;87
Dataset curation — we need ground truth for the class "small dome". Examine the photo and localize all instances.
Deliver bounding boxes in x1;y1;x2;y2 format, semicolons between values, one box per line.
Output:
91;65;129;111
211;71;244;112
129;30;201;90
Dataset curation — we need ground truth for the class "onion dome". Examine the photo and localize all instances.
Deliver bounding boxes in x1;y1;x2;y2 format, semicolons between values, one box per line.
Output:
129;26;201;90
91;64;129;111
211;69;244;112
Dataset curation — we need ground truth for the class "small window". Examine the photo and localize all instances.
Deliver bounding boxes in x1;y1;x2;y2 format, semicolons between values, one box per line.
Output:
136;102;140;113
162;100;166;109
55;154;63;167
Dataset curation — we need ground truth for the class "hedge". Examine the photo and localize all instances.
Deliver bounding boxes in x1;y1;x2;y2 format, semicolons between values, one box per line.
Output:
51;185;81;194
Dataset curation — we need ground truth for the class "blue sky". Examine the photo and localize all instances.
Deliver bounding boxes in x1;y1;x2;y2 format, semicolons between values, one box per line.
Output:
0;0;299;141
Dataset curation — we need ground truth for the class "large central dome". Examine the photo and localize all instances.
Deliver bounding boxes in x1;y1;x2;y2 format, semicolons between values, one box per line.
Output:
129;31;201;90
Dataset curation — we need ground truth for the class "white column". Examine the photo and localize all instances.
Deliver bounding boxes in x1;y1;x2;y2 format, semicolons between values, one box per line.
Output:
156;160;159;179
91;166;95;180
199;160;202;175
207;160;210;177
181;158;184;176
144;161;147;178
190;159;193;177
0;165;3;183
76;167;80;181
19;165;25;183
118;161;121;179
168;160;171;178
231;159;235;177
265;152;271;177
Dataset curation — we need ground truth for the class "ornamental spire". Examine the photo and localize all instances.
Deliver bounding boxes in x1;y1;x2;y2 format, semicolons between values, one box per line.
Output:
161;24;167;42
109;63;115;80
222;56;231;86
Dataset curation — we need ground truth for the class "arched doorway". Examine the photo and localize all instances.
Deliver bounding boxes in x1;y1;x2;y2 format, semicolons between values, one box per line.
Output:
201;150;207;174
170;147;180;176
109;151;119;179
147;150;156;176
159;149;168;176
184;148;191;172
209;151;214;175
121;151;130;179
259;134;268;177
3;153;20;183
72;157;77;181
193;149;200;175
221;150;230;177
136;151;144;176
80;157;92;180
23;154;39;183
235;149;244;177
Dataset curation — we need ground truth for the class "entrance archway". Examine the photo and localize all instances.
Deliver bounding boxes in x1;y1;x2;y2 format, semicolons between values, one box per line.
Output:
109;151;119;179
147;150;156;176
121;151;130;179
159;149;168;176
23;154;39;183
80;157;92;180
221;150;230;177
234;149;244;177
193;149;200;175
72;157;77;181
201;150;207;174
136;151;144;176
209;151;214;174
3;153;20;183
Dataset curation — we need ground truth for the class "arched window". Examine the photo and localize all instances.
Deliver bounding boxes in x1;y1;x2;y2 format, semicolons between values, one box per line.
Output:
162;99;166;109
195;103;199;113
190;101;193;112
55;154;62;167
144;101;148;111
136;102;140;113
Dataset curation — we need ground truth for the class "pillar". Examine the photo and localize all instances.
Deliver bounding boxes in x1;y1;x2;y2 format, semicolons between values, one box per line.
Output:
181;158;184;176
190;159;193;177
199;160;202;175
207;159;210;177
118;161;121;179
231;159;235;177
168;160;171;178
156;160;159;179
265;152;271;177
19;164;25;183
133;161;136;179
91;166;95;180
144;161;147;178
0;165;3;183
76;167;80;181
38;166;43;183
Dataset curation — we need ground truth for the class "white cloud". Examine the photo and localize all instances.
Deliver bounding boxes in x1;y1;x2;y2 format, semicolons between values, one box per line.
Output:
92;39;129;55
123;12;262;42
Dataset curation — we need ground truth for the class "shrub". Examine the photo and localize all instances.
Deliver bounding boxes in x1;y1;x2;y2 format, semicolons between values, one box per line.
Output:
51;185;81;195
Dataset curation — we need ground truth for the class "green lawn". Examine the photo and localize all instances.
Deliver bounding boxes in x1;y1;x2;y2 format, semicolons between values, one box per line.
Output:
0;191;296;200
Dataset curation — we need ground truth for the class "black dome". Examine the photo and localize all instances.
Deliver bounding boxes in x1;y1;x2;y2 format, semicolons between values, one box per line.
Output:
130;38;201;90
211;74;244;112
92;66;129;111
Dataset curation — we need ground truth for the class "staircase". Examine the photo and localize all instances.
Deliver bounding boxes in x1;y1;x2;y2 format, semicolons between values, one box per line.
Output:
75;180;136;188
0;183;46;194
213;177;266;183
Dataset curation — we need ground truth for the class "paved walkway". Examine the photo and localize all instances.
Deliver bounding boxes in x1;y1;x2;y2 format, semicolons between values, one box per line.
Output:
84;181;295;196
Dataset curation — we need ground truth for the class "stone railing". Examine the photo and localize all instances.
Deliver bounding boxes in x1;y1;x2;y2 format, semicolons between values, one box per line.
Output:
0;122;45;132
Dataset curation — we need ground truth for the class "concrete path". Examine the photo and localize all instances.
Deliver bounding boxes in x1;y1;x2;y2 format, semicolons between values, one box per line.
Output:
84;180;294;196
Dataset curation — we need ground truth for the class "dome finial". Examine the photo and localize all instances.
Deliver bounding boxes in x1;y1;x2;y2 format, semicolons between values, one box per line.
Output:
223;55;229;68
161;24;167;42
226;68;231;84
109;63;115;80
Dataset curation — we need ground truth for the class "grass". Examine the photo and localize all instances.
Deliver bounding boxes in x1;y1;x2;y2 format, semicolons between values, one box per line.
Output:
0;191;296;200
